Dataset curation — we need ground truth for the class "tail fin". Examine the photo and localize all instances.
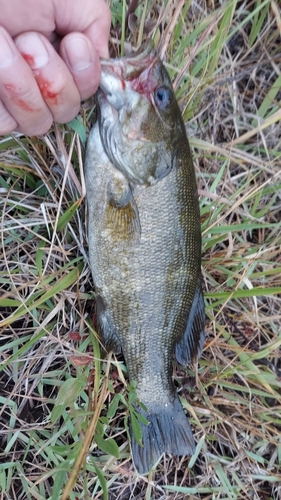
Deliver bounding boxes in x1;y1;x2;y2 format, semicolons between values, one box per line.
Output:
130;397;195;474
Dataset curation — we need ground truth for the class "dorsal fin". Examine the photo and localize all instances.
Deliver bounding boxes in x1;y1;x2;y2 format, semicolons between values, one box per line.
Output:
175;282;205;366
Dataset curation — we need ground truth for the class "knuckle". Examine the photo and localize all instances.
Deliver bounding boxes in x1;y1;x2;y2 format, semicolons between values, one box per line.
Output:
0;122;16;135
103;5;112;27
18;114;53;136
0;103;17;134
53;101;80;124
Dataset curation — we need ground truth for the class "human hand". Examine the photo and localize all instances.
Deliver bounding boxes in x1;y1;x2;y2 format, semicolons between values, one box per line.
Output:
0;0;111;135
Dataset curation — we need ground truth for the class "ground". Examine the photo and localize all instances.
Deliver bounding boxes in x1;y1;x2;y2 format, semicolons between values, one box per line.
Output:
0;1;281;499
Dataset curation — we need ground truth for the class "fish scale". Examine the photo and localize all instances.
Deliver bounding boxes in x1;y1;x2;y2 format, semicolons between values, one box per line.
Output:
85;40;205;474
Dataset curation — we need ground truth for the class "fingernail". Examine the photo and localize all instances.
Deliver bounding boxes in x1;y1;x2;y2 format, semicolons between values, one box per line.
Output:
0;28;16;68
15;33;49;69
64;36;92;71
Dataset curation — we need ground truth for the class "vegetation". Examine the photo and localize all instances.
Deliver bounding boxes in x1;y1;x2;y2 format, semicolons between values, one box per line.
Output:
1;0;281;498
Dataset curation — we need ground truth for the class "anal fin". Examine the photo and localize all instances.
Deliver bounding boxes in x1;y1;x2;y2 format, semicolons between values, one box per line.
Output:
96;295;122;353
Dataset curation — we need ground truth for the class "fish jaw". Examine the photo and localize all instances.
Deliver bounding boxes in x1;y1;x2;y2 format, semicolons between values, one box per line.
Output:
99;59;159;106
99;49;159;117
98;41;163;122
99;39;159;102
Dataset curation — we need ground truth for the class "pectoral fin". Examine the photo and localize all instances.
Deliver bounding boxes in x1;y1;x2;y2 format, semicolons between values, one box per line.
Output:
175;282;205;365
106;177;141;240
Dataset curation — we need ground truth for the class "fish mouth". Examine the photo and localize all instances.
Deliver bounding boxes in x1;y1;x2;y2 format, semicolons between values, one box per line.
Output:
97;39;162;151
99;39;159;100
100;39;157;81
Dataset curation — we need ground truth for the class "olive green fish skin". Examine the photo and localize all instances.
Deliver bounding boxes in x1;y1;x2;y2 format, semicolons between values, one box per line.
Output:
85;42;205;474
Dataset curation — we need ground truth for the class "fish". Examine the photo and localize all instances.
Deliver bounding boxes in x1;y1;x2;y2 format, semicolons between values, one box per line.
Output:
84;40;205;474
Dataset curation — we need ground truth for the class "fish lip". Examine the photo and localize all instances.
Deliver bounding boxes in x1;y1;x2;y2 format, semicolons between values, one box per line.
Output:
98;41;160;105
99;39;158;82
96;87;107;105
97;88;118;124
100;39;156;66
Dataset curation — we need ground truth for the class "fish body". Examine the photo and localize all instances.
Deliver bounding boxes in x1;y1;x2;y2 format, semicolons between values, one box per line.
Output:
85;41;205;474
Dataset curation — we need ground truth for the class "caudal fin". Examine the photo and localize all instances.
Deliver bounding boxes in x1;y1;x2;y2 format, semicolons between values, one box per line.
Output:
130;397;195;474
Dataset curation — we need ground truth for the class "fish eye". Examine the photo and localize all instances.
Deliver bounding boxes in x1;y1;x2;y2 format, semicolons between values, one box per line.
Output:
154;86;173;109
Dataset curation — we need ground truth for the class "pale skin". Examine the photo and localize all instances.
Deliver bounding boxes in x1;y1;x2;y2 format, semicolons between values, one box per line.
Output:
0;0;111;135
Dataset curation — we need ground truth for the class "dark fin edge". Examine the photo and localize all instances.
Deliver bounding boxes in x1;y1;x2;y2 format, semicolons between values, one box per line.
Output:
175;282;206;366
130;397;195;475
96;295;122;353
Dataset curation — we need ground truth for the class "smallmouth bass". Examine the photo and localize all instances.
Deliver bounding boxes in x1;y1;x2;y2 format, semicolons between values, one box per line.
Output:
85;41;205;474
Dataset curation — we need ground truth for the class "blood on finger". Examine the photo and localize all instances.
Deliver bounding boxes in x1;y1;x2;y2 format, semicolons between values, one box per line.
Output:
36;74;59;104
5;84;36;112
21;53;60;105
21;53;36;67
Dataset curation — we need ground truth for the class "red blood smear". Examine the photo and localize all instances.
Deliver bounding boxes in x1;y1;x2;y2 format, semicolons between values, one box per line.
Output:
36;74;59;103
17;99;34;111
5;83;34;111
129;65;158;97
131;76;151;95
21;52;36;67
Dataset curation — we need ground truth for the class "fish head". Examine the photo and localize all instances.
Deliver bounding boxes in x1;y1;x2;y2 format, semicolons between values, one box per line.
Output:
97;40;186;186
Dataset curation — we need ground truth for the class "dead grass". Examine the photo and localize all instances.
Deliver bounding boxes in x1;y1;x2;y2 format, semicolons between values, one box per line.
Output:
1;0;281;499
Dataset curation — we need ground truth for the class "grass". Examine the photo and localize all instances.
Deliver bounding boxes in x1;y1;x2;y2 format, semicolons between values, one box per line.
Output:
1;0;281;498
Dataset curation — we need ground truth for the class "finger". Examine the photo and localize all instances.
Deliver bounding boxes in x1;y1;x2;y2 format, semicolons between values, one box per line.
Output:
15;31;81;124
0;27;53;135
54;0;111;58
82;9;111;59
60;33;101;99
0;100;18;135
